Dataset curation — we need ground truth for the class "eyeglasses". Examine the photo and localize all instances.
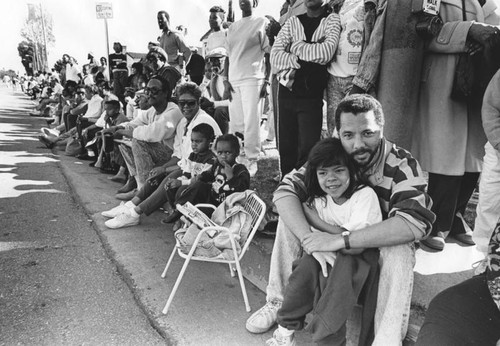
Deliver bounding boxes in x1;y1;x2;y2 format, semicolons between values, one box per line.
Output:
178;100;197;108
145;87;161;95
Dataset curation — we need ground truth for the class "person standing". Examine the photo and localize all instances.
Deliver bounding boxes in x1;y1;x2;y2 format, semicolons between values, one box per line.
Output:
186;48;205;85
474;68;500;256
223;0;271;177
109;42;129;106
206;5;228;53
414;0;500;251
157;10;192;74
270;0;340;176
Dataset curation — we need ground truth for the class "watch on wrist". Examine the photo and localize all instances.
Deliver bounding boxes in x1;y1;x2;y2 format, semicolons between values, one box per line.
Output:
341;230;351;250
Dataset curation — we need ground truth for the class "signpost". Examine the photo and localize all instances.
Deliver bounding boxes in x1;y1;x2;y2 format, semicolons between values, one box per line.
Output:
96;2;113;79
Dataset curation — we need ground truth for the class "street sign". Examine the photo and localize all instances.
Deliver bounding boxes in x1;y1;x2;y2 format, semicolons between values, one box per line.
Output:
96;2;113;19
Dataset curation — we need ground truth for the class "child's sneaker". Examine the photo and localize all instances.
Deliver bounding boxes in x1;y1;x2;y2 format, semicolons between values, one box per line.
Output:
265;327;296;346
105;211;140;229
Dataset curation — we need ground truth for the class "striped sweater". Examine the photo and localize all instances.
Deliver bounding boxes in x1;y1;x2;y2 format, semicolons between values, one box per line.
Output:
273;138;435;238
270;12;341;85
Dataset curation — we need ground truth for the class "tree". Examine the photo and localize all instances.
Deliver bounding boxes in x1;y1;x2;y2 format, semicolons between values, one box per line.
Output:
17;41;34;76
20;4;55;73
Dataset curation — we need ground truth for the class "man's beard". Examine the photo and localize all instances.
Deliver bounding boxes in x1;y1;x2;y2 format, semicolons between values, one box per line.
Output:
350;148;375;168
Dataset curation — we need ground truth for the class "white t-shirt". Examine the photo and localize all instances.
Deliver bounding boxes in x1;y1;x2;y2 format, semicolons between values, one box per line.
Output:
65;63;82;83
206;29;227;53
313;185;382;233
225;15;270;84
327;0;365;78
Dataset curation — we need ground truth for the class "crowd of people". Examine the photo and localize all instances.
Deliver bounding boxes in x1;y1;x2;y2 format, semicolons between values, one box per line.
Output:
22;0;500;344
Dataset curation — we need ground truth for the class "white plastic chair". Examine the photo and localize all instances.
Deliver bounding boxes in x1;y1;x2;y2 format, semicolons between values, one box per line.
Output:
160;192;266;316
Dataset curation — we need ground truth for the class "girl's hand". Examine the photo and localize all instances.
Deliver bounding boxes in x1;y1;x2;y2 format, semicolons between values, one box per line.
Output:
222;162;234;180
312;251;336;277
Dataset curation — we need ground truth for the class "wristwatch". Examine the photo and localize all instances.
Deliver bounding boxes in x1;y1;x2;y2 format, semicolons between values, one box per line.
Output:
341;230;351;250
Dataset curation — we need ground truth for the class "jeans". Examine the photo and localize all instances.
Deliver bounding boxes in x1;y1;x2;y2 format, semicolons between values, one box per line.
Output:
119;139;172;187
474;142;500;255
266;218;415;345
326;75;354;137
228;79;265;162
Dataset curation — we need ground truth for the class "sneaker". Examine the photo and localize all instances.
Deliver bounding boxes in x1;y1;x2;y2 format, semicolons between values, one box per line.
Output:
102;202;132;218
104;211;140;229
246;300;281;334
265;328;296;346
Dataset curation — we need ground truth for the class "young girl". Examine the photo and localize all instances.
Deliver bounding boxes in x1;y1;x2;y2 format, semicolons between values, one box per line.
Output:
267;137;382;346
161;133;251;223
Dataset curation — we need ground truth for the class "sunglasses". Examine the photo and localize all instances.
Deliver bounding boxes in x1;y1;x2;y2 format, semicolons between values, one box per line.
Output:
145;87;161;95
178;100;197;108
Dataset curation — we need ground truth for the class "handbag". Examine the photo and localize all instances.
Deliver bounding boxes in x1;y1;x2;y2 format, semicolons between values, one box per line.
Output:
65;135;82;156
450;0;500;103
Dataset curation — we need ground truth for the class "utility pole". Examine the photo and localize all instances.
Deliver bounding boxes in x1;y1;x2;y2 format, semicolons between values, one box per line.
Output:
39;2;49;71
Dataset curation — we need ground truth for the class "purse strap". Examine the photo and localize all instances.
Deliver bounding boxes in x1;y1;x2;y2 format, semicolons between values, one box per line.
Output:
461;0;466;21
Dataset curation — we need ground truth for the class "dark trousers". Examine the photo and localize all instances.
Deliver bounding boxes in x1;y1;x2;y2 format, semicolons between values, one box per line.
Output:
213;106;229;134
64;112;78;132
427;172;480;238
416;275;500;346
135;173;169;216
278;252;378;346
277;85;323;176
171;181;215;207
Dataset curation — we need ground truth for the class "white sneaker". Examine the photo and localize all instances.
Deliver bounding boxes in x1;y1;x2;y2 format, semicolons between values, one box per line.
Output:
266;328;296;346
102;202;131;218
247;160;258;178
246;300;281;334
105;211;140;229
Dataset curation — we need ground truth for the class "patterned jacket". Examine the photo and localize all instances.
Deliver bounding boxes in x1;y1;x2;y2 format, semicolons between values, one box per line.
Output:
273;138;435;239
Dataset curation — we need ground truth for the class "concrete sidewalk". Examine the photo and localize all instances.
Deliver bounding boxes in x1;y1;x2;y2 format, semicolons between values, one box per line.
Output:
30;93;484;345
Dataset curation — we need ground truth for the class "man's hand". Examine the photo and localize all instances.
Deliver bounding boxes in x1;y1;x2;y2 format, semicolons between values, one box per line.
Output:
312;251;336;277
149;166;165;178
467;23;500;51
222;80;234;101
302;232;342;254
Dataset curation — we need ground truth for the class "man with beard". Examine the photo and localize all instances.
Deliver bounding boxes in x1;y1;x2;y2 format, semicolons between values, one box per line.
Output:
246;94;435;345
157;10;192;74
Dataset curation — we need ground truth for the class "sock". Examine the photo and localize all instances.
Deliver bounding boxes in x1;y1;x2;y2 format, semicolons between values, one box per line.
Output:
277;325;294;337
124;201;135;208
129;207;140;218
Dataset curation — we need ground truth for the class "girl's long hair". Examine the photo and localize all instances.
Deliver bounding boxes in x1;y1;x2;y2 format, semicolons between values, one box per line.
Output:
304;137;362;205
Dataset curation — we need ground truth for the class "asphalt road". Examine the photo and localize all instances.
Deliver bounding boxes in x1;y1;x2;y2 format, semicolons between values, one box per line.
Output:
0;84;166;345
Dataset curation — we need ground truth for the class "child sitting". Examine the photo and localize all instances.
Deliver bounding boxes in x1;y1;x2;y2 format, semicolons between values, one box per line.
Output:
161;133;251;224
103;123;217;229
266;138;382;346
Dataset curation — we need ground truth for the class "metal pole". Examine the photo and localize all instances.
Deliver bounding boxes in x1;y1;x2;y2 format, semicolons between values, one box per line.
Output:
104;18;110;80
39;2;49;71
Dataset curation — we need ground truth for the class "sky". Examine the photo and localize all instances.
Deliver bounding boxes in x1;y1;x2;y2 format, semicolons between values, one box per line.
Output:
0;0;282;74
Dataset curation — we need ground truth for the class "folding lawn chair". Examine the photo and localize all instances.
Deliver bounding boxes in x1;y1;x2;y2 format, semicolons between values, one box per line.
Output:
160;192;266;315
